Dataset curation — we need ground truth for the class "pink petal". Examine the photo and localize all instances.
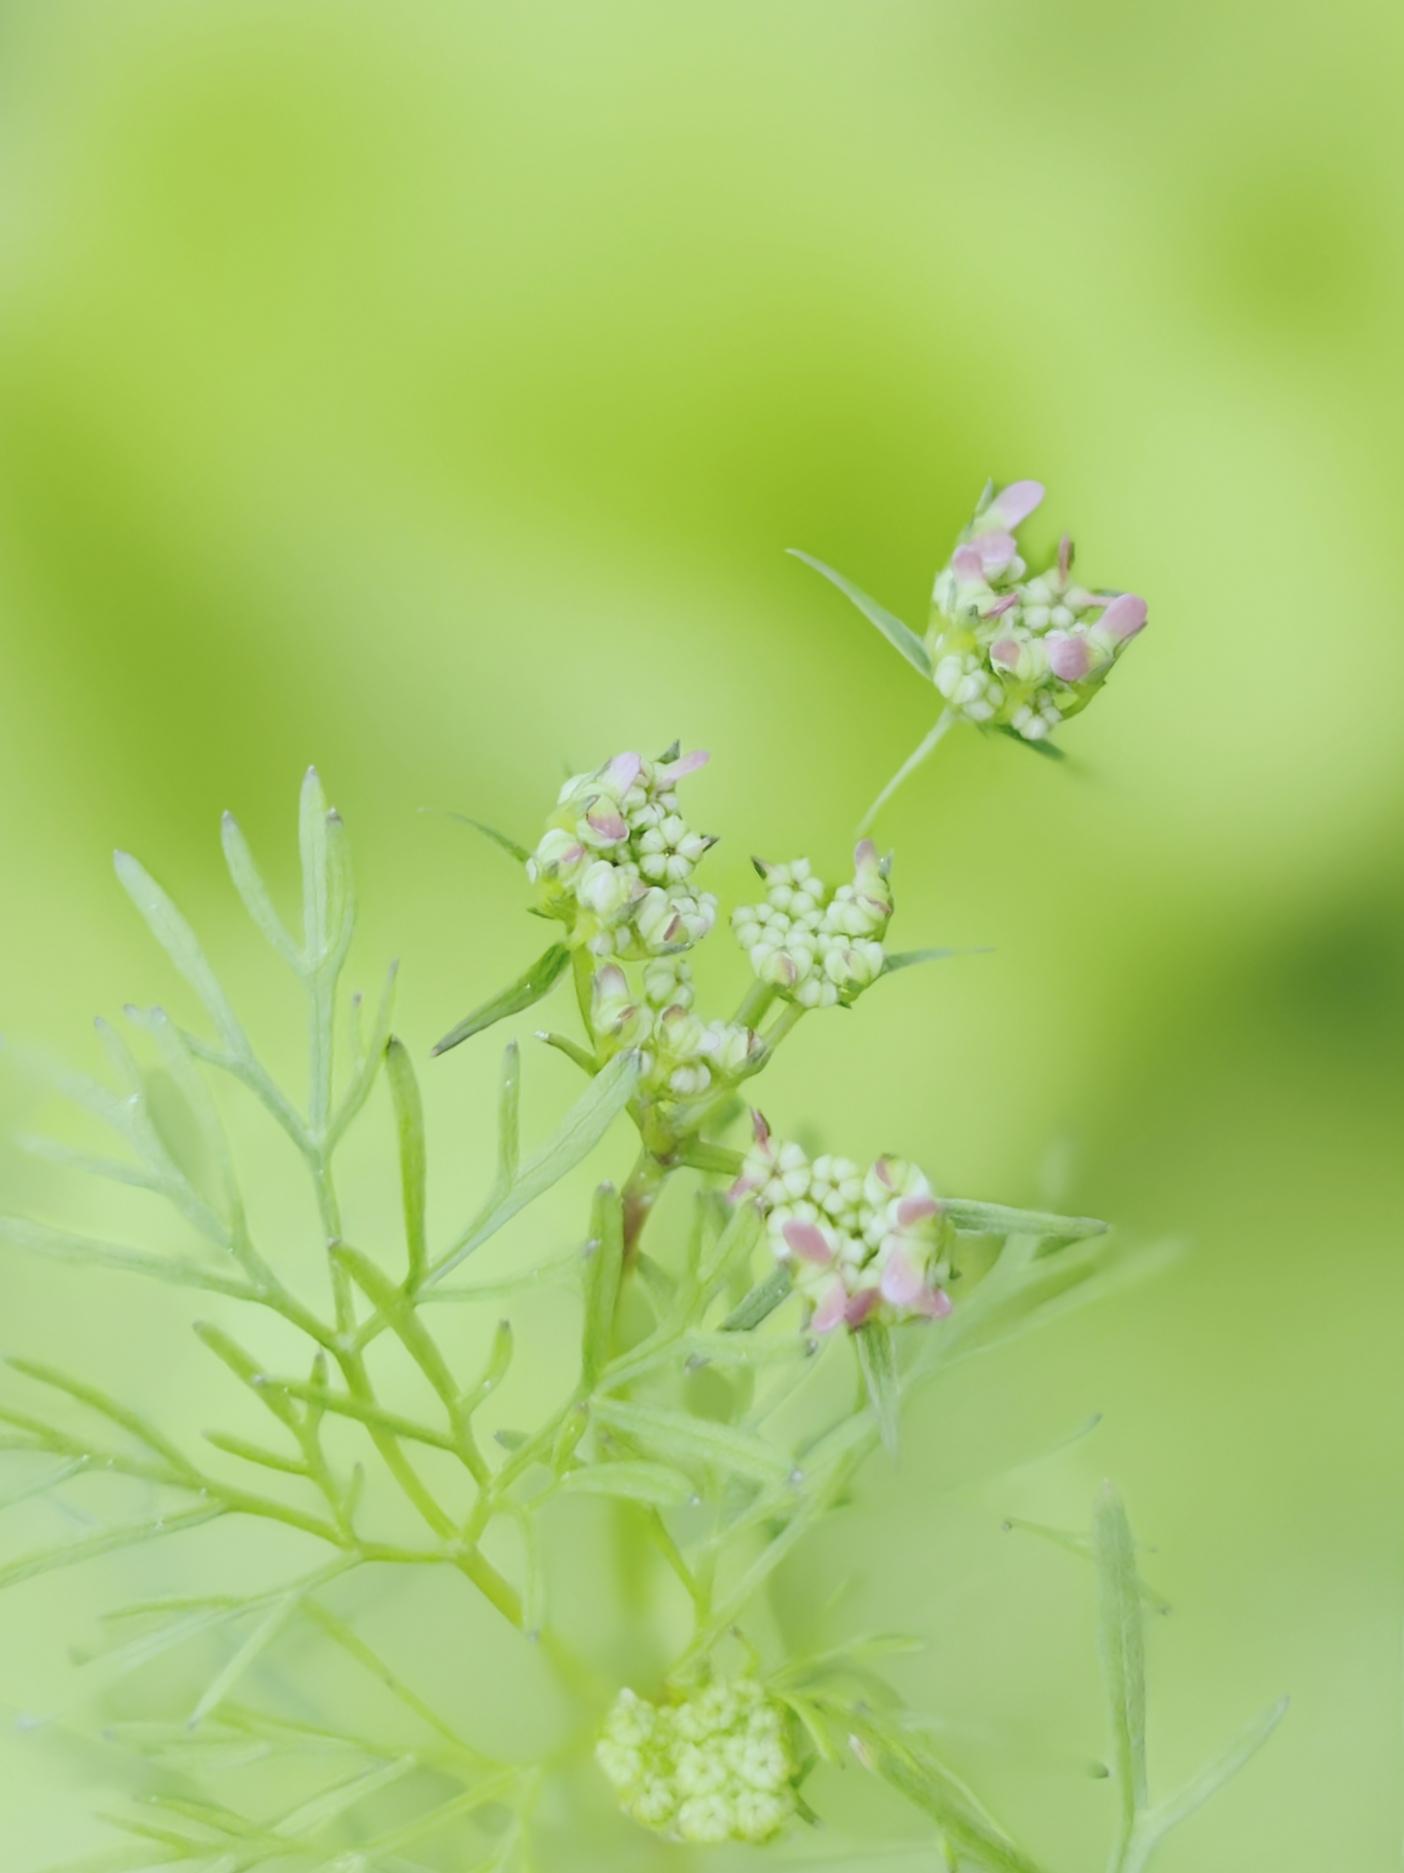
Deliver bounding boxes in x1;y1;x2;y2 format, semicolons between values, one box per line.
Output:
990;479;1045;528
879;1246;924;1307
726;1175;757;1203
895;1194;938;1228
659;749;710;781
914;1285;953;1319
782;1220;833;1266
811;1281;850;1336
845;1288;881;1328
990;637;1021;670
587;809;629;843
604;752;643;794
951;544;985;581
1047;632;1093;682
1098;593;1148;642
973;531;1018;574
983;593;1019;620
872;1157;897;1191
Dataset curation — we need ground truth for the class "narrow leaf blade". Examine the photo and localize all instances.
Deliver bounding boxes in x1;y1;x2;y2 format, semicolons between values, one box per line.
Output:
592;1396;790;1485
789;549;932;677
1094;1480;1149;1838
1148;1696;1288;1846
426;1049;641;1284
113;853;246;1055
558;1461;696;1507
220;813;300;969
432;944;571;1056
942;1196;1108;1240
434;811;531;865
385;1037;428;1288
580;1184;624;1387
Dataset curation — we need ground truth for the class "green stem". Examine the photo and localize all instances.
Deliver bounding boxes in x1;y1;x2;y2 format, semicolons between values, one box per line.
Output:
570;948;598;1054
621;1147;670;1262
857;707;955;834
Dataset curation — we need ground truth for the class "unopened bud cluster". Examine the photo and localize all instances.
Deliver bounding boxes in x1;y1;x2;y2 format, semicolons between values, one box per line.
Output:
592;957;761;1102
596;1680;797;1845
731;842;893;1008
928;479;1148;742
733;1114;954;1333
526;747;717;958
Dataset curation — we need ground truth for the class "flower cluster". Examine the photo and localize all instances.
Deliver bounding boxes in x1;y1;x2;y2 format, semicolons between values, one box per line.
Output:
730;842;893;1009
596;1680;797;1845
591;957;761;1101
928;480;1148;742
526;747;718;957
734;1114;954;1333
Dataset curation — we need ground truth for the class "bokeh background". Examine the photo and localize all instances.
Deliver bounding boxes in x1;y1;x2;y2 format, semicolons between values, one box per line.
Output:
1;2;1402;1867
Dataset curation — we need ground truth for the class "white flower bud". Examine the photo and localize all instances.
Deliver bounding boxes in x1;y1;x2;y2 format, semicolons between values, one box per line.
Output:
577;858;635;919
598;1680;796;1845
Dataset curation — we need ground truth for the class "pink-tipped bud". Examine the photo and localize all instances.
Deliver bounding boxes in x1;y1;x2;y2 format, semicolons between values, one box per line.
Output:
658;749;710;782
989;479;1045;528
973;531;1018;576
751;1109;771;1147
914;1285;953;1320
811;1280;850;1336
1057;533;1073;581
879;1245;924;1307
951;544;986;582
726;1174;757;1204
990;636;1021;671
895;1194;939;1229
603;752;643;794
586;808;629;844
983;593;1020;621
782;1220;834;1266
1098;593;1148;643
1047;631;1093;683
844;1287;882;1328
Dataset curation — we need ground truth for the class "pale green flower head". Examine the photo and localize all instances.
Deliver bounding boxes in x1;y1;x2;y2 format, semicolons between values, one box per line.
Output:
597;1679;798;1845
735;1115;955;1333
928;478;1149;744
525;745;718;957
731;840;894;1008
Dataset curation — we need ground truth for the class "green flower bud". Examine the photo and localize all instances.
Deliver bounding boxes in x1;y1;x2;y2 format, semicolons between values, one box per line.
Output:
597;1680;797;1845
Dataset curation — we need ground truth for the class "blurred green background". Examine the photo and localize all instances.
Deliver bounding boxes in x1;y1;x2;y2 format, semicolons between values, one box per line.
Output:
1;2;1402;1867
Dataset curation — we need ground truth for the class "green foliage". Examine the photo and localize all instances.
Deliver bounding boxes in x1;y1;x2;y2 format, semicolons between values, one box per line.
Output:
1094;1484;1288;1873
430;943;570;1056
0;771;1281;1870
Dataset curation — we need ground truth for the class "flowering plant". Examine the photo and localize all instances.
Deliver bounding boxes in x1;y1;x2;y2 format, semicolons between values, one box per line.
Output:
0;490;1281;1872
793;479;1149;827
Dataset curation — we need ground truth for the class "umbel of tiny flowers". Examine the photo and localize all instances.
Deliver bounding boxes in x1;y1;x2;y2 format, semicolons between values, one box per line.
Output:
929;479;1148;743
596;1679;798;1845
791;477;1148;828
590;956;763;1101
733;1111;955;1332
730;841;893;1009
525;745;718;959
